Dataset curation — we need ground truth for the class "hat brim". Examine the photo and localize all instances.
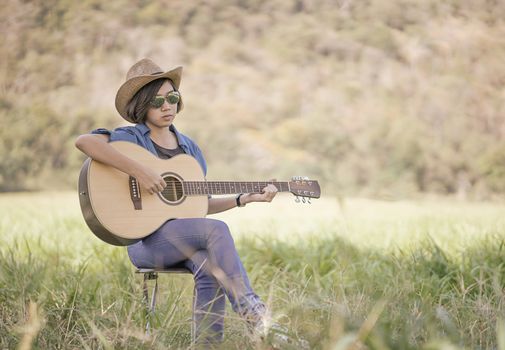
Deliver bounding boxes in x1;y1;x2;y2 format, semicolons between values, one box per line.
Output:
115;66;184;123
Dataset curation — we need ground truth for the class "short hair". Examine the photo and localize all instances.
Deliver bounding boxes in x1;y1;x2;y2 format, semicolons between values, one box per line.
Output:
125;78;177;124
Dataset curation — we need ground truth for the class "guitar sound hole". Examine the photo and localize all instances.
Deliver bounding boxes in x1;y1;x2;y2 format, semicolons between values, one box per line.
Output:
160;175;184;203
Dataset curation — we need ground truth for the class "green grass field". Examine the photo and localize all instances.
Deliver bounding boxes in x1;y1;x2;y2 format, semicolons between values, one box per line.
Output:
2;191;505;349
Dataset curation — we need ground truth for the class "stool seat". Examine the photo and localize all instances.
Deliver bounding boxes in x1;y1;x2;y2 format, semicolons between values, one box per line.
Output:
135;261;192;274
136;267;191;274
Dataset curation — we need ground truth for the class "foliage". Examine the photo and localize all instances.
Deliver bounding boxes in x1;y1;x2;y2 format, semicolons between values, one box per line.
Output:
0;0;504;198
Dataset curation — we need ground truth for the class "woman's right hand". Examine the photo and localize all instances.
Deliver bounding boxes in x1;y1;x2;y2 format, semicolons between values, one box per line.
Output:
132;163;166;195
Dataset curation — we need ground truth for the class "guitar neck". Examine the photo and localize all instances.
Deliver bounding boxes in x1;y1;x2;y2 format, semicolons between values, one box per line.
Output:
181;181;290;196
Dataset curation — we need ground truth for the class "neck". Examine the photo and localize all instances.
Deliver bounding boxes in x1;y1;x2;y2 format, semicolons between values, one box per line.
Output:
181;180;291;196
146;122;172;139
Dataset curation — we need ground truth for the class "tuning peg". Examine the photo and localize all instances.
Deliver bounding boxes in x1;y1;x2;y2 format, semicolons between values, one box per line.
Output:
308;198;311;204
301;197;306;203
295;196;300;203
303;176;309;180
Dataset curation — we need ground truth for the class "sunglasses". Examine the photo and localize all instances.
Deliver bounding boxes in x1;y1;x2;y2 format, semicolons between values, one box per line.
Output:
149;91;181;108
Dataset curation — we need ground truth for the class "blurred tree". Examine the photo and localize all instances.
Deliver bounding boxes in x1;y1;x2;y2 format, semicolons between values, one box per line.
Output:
0;0;504;198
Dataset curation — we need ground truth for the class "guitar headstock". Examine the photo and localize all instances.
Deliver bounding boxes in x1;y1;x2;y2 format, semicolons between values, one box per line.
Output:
289;176;321;202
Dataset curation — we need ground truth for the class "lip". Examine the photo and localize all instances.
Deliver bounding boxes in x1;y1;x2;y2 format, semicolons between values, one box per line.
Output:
162;114;174;118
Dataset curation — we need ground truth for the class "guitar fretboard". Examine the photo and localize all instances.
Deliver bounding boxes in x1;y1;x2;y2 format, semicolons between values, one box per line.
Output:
180;181;290;196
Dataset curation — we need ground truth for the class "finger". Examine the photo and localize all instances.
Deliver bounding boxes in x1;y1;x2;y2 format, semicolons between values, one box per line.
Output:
260;189;272;198
263;185;277;193
263;184;274;191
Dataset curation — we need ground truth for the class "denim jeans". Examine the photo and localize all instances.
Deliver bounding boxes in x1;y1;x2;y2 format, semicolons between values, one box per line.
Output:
127;218;265;343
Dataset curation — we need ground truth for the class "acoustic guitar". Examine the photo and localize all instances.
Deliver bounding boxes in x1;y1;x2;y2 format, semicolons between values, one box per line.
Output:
78;141;321;246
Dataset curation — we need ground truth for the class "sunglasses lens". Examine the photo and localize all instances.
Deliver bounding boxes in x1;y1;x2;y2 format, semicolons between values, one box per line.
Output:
151;97;165;108
167;92;180;104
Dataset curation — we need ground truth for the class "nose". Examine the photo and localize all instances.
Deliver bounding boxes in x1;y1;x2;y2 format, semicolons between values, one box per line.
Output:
161;99;173;111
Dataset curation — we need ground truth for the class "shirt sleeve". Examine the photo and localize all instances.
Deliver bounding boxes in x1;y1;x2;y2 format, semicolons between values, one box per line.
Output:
90;127;137;143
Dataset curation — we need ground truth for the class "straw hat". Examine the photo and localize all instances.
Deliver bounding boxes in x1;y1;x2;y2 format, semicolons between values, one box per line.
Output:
115;58;184;123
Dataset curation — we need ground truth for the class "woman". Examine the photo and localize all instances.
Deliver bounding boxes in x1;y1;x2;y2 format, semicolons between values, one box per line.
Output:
74;58;278;344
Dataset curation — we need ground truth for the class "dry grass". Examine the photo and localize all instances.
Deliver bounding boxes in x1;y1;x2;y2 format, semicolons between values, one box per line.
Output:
1;191;505;349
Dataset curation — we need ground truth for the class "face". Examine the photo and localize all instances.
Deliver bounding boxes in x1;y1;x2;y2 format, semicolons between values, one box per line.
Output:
145;80;179;130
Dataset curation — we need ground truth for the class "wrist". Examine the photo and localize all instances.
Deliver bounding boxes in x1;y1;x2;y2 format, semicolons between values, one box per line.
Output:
241;193;253;205
128;160;145;178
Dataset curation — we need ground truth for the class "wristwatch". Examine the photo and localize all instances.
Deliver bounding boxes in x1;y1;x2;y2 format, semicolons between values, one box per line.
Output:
236;193;246;207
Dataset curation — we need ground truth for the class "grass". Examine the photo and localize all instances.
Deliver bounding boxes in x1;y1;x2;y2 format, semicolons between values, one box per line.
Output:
1;191;505;349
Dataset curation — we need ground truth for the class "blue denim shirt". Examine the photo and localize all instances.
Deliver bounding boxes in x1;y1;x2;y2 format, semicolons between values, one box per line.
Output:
90;123;207;175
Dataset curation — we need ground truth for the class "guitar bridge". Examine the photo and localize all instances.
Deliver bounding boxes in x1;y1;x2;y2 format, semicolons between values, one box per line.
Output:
129;176;142;210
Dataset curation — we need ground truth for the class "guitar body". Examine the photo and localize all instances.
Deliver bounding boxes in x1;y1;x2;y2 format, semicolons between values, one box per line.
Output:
78;141;208;246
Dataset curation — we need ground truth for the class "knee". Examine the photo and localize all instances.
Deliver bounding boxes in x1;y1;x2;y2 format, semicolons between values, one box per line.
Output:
206;219;233;244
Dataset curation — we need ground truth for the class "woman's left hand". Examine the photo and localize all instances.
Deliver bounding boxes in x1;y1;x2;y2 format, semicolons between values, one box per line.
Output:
242;179;278;204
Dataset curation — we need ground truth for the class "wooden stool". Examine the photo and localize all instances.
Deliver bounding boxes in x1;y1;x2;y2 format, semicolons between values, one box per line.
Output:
136;266;193;338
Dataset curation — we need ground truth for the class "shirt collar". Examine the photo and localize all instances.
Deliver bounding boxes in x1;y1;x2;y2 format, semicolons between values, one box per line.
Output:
135;123;186;148
135;123;151;135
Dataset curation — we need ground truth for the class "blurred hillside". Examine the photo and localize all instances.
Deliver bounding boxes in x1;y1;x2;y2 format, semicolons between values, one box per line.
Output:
1;0;504;199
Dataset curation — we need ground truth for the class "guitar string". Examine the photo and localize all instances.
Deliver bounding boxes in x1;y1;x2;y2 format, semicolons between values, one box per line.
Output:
160;185;289;194
157;184;314;197
160;181;289;187
160;182;288;190
158;190;314;198
158;182;290;194
151;180;306;197
157;182;312;197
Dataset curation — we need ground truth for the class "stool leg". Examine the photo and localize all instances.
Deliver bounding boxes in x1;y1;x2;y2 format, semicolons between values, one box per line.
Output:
143;272;158;336
143;273;151;336
150;275;158;313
